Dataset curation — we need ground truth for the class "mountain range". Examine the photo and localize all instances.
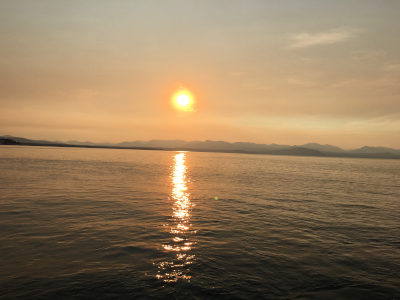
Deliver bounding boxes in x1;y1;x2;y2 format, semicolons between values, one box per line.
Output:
1;135;400;159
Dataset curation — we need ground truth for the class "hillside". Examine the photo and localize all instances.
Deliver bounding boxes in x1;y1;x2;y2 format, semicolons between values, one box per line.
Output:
1;135;399;160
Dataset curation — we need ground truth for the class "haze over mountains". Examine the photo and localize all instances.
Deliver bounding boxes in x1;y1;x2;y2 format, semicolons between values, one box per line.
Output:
2;135;400;159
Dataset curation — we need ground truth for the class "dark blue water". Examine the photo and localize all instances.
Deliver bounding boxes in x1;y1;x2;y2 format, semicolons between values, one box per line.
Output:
1;146;399;299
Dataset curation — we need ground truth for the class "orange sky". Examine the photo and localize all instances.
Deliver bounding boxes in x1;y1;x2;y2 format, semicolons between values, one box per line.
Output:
1;1;399;149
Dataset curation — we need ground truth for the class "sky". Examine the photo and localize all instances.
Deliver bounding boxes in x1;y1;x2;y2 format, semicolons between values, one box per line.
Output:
1;0;400;149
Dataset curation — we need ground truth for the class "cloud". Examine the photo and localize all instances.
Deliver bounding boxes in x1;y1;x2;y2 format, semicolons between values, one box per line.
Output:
382;63;400;72
344;114;400;133
330;78;365;88
289;28;354;49
229;72;246;76
331;77;399;88
74;89;101;100
351;50;385;60
287;77;317;88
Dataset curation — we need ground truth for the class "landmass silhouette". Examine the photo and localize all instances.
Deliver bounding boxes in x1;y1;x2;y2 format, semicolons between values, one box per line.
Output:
1;135;399;160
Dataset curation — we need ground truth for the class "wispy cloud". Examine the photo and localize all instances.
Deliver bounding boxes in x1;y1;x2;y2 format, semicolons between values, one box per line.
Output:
229;71;246;76
287;77;317;88
74;89;101;100
331;77;399;88
351;50;385;60
344;114;400;133
382;63;400;72
330;78;365;88
289;28;355;49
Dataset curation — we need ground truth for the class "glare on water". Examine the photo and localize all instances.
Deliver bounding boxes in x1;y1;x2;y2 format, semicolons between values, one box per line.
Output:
155;152;196;282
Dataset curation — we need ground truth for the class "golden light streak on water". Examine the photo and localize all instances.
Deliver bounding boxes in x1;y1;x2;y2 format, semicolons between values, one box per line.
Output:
156;152;196;282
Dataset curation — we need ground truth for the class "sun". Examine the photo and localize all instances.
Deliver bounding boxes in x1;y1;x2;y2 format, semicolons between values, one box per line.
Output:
177;94;190;106
172;89;195;112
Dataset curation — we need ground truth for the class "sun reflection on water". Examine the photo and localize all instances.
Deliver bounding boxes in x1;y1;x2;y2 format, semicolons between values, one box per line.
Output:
155;152;196;282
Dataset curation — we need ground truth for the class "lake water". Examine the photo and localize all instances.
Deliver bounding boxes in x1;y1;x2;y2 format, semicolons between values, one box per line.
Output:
0;146;399;299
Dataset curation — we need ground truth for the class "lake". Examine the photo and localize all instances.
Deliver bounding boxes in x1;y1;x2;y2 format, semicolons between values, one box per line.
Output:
0;146;399;299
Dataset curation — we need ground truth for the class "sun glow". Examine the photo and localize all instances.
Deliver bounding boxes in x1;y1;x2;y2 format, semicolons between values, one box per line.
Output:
172;89;195;112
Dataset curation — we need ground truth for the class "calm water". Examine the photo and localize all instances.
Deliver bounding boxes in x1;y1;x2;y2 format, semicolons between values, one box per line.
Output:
0;146;399;299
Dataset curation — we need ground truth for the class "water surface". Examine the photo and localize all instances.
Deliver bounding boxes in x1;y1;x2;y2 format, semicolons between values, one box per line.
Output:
0;146;399;299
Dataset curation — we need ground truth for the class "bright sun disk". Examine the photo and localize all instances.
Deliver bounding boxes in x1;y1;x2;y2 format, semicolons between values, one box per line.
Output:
177;94;190;106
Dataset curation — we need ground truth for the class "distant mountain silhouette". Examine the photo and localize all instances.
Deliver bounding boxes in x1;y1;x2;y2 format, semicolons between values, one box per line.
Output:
182;140;291;152
1;135;399;160
298;143;345;153
65;140;100;146
1;135;61;145
270;147;326;157
348;146;400;156
0;138;20;145
114;139;189;148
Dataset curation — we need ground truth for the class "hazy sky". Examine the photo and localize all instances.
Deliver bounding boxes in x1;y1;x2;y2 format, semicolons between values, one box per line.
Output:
1;0;400;148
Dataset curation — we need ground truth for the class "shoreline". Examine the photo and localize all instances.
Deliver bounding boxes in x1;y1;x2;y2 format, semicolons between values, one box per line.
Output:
3;142;400;160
